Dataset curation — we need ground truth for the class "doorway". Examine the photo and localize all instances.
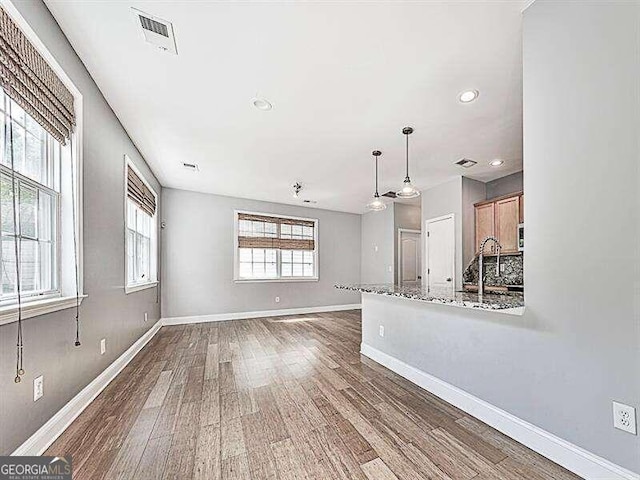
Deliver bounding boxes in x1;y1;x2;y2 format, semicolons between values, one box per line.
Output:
398;229;421;285
425;214;455;291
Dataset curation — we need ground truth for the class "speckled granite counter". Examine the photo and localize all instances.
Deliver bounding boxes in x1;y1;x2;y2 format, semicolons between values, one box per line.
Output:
336;284;525;315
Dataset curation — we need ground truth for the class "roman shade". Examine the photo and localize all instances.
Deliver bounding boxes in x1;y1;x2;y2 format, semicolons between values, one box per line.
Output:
127;166;156;217
238;212;315;250
0;7;75;144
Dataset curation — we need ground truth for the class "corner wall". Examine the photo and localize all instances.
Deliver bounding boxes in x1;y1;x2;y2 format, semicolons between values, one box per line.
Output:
0;0;161;455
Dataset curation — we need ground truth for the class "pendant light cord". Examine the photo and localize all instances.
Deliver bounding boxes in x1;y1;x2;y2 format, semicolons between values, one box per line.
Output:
70;134;81;347
375;155;379;196
7;101;24;383
405;132;410;179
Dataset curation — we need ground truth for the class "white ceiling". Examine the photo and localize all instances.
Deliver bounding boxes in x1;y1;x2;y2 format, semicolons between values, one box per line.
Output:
45;0;524;214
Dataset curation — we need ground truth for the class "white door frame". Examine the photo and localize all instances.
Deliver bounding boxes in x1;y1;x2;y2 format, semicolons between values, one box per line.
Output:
397;228;422;283
425;213;455;289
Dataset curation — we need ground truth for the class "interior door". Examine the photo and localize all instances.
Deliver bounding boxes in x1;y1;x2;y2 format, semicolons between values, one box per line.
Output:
426;215;455;291
399;231;421;285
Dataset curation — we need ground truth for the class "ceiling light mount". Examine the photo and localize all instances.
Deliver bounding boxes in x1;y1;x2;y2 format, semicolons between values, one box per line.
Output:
253;97;273;111
292;182;303;198
458;89;479;103
489;159;505;167
396;126;420;199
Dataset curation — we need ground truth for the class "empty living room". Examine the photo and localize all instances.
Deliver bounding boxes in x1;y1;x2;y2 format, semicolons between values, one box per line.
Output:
0;0;638;479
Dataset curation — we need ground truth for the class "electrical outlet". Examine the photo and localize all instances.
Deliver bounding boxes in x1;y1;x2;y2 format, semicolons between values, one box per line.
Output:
387;265;393;273
33;375;43;402
379;325;384;337
613;401;637;434
275;296;280;303
100;338;106;355
144;312;148;323
374;245;379;252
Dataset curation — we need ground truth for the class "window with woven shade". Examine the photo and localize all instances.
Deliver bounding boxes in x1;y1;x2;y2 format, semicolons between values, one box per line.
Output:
125;157;158;292
235;211;318;280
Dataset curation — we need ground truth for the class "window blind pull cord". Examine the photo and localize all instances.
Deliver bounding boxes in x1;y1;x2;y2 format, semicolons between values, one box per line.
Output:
70;134;81;347
7;101;25;383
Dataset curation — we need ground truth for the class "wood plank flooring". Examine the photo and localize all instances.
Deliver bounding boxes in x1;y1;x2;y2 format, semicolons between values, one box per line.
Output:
46;310;582;480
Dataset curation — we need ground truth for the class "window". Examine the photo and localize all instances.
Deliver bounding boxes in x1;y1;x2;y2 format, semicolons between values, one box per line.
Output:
0;92;61;304
125;158;157;292
235;211;318;281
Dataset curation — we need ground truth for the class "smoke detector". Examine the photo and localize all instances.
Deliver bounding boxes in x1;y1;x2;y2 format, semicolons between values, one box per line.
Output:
132;8;177;55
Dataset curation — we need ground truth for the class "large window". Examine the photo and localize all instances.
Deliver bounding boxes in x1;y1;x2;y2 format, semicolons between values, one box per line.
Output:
235;211;318;281
125;158;157;292
0;92;61;303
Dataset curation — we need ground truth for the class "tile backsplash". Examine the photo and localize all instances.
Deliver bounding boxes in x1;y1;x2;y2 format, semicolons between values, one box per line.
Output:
463;253;523;286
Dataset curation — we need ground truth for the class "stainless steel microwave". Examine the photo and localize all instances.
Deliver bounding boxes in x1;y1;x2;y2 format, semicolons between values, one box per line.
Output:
518;223;524;252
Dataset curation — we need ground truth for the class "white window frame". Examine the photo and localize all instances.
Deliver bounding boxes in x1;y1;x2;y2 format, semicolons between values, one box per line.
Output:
124;155;158;294
0;0;85;326
234;210;319;283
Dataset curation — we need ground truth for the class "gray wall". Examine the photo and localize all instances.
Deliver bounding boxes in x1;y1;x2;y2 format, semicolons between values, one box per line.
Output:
485;171;523;199
393;203;421;284
362;1;640;473
361;207;395;284
461;177;486;271
0;0;161;455
161;188;361;318
421;178;463;290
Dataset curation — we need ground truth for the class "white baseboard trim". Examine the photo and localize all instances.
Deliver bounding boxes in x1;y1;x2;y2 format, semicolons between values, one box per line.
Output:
162;303;362;325
360;343;639;480
12;320;163;456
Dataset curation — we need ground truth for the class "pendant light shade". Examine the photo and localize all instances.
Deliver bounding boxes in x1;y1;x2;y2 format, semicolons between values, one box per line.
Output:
396;126;421;199
366;150;387;211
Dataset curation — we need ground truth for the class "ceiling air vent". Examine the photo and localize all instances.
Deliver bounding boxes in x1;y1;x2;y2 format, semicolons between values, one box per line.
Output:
455;158;477;168
132;8;177;55
182;162;198;171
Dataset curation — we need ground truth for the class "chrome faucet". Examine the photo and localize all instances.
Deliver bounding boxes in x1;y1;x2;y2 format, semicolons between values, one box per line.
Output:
478;236;502;297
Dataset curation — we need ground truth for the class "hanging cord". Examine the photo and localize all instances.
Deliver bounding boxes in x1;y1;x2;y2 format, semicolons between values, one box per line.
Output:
405;131;409;180
7;101;25;383
69;134;81;347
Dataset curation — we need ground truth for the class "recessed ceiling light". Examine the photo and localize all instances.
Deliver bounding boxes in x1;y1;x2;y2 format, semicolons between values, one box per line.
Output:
489;159;504;167
458;89;479;103
253;98;273;111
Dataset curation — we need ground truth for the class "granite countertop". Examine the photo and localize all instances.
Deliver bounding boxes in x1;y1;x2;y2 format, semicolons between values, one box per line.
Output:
335;283;525;315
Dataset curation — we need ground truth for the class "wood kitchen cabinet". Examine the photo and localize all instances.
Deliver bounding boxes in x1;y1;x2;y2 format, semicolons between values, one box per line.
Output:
475;203;495;253
475;192;522;254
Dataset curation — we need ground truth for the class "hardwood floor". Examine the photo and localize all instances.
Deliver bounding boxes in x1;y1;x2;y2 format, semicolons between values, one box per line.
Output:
46;310;581;480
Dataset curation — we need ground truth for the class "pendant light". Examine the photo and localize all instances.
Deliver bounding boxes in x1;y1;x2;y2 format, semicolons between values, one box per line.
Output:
366;150;386;211
396;126;420;199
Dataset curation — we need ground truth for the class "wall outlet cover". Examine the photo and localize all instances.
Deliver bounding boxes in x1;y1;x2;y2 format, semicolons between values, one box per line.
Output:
613;401;637;435
379;325;384;337
100;338;106;355
33;375;44;402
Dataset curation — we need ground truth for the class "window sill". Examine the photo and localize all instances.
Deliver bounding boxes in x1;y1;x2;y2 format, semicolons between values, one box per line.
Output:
125;281;159;294
234;278;319;284
0;295;87;327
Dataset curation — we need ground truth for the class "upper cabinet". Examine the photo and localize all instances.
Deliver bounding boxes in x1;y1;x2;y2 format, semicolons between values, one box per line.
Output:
475;202;495;254
475;192;523;254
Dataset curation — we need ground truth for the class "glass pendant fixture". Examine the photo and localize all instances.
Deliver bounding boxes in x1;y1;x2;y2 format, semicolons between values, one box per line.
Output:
366;150;387;211
396;126;421;199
